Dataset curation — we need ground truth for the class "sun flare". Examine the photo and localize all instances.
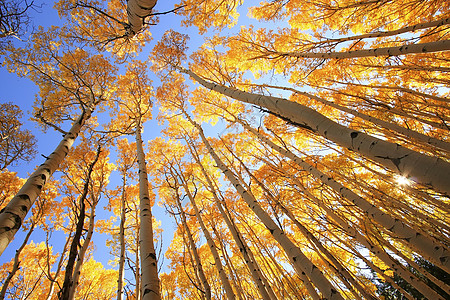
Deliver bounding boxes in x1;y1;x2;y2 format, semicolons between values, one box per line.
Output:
395;175;411;186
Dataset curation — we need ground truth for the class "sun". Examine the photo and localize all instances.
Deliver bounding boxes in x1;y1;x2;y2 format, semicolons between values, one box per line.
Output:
395;175;411;186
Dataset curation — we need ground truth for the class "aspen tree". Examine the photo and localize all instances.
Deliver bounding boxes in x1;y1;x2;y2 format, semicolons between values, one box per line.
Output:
0;106;92;256
126;0;157;36
171;184;212;300
272;163;447;299
0;196;47;300
168;165;236;300
224;139;376;300
117;176;127;300
109;138;138;300
68;142;113;300
236;118;450;272
210;224;246;299
311;82;450;132
0;27;115;256
257;84;450;152
178;67;450;196
136;124;160;300
44;231;73;300
185;136;277;300
58;144;102;300
260;40;450;60
183;113;343;300
109;60;159;300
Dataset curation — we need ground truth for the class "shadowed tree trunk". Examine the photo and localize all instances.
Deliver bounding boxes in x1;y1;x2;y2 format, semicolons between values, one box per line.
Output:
58;144;102;300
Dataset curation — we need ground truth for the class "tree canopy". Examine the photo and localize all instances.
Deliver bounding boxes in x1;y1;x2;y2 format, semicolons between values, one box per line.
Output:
0;0;449;299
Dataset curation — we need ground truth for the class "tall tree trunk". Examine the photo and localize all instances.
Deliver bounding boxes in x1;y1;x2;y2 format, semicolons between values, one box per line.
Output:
68;191;99;300
45;231;72;300
226;141;375;300
210;224;246;300
312;17;450;44
185;137;277;300
134;201;141;300
339;82;450;105
173;187;212;300
127;0;157;36
136;125;160;300
174;169;236;300
0;107;92;256
58;144;101;300
266;85;450;152
184;113;343;300
179;67;450;196
275;164;446;299
117;176;128;300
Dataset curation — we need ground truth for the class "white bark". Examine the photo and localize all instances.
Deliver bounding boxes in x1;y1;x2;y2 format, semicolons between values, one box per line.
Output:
117;177;127;300
291;88;450;152
174;191;212;300
176;172;236;300
180;67;450;196
188;116;343;300
241;121;450;273
318;17;450;44
186;140;276;300
274;161;446;299
0;108;92;256
136;126;160;300
232;146;375;300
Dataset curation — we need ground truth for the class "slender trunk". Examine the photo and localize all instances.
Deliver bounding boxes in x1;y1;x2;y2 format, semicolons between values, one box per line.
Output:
134;202;141;300
175;170;236;300
211;225;245;300
381;235;450;295
238;214;298;299
58;144;100;300
117;176;127;300
329;81;450;105
68;194;99;300
185;138;276;300
278;40;450;59
178;224;206;300
180;67;450;196
356;63;450;73
174;190;212;300
239;120;450;273
186;114;343;300
136;126;160;300
45;232;72;300
333;230;415;300
0;108;92;256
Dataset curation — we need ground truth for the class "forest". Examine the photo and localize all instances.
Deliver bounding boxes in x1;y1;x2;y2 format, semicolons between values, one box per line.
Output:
0;0;449;299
